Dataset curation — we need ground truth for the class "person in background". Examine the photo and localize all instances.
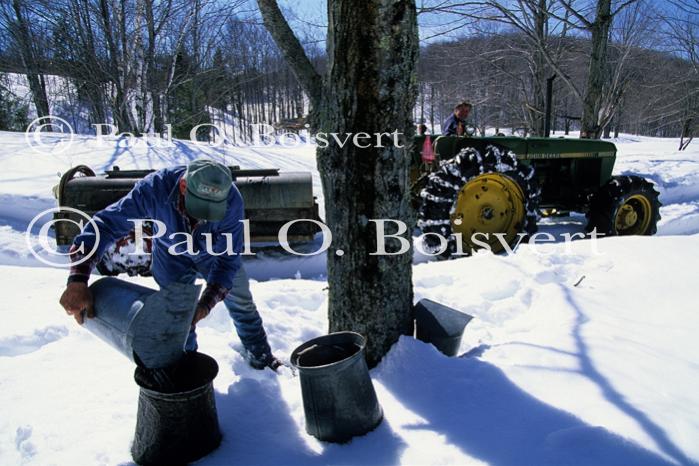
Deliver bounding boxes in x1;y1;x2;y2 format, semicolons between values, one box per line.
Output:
442;102;472;136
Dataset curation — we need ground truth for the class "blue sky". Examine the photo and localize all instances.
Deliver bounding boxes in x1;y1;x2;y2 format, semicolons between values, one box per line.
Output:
279;0;326;19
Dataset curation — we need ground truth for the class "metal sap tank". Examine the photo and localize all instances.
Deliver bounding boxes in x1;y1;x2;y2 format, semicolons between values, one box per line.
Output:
53;166;322;247
234;172;315;209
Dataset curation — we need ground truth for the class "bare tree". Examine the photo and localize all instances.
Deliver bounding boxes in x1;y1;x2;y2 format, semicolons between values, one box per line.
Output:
3;0;693;143
0;0;51;120
554;0;641;138
421;0;645;138
258;0;418;366
482;0;571;135
661;0;699;149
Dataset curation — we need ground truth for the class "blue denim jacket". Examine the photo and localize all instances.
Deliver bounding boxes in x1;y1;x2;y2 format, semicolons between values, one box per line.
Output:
442;113;466;136
72;166;244;290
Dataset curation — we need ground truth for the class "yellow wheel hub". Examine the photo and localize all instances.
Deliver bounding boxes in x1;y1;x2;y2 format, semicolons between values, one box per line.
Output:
614;194;652;235
451;173;525;253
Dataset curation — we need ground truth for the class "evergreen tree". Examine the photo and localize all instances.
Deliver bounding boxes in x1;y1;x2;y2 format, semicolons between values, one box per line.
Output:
0;82;29;131
168;51;211;141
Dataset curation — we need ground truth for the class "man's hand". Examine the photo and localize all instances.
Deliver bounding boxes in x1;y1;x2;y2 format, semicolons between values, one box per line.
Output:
246;350;284;372
192;305;210;325
59;282;94;325
268;357;284;372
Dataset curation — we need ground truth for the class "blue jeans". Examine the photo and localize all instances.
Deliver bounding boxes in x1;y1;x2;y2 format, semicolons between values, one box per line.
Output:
151;250;271;358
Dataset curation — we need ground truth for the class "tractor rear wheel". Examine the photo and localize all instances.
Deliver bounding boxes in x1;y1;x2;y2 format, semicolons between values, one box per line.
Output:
417;145;540;258
586;176;661;236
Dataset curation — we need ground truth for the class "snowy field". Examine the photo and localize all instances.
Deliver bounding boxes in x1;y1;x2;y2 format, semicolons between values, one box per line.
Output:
0;130;698;465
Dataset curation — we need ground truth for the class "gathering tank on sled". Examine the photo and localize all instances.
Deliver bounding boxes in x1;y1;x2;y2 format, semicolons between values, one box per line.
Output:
53;165;322;275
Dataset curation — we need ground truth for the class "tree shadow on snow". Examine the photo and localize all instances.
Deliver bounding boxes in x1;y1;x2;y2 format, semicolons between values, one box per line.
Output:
375;336;686;466
98;134;140;173
201;376;406;466
487;260;697;466
561;285;697;466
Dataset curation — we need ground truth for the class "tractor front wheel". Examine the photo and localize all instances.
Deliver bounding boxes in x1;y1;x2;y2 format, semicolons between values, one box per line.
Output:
417;145;540;258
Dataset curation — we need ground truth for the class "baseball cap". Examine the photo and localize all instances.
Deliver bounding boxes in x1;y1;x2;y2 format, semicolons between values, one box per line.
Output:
184;159;233;221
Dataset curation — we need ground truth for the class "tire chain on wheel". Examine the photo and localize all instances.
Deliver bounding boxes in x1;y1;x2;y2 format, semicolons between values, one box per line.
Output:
417;144;540;257
586;175;661;236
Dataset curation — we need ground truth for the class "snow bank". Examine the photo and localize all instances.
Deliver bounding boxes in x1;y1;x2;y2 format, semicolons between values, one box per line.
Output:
1;235;698;465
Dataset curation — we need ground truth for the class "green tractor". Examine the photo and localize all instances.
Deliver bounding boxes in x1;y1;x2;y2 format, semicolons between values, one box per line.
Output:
411;134;661;257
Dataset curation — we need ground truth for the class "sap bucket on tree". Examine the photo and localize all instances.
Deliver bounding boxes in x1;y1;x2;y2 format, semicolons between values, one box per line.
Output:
132;352;222;466
414;299;474;357
84;277;200;368
290;332;383;443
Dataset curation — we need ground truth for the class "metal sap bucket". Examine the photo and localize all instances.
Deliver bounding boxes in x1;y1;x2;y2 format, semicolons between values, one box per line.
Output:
290;332;383;443
132;352;222;465
414;299;474;357
84;277;201;368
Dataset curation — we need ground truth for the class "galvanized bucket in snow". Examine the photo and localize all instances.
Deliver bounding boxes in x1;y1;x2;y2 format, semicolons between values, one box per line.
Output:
131;351;221;465
84;277;201;369
290;331;383;443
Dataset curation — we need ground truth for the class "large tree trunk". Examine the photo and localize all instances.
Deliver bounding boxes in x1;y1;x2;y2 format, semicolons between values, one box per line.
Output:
580;0;612;139
319;0;418;366
259;0;418;366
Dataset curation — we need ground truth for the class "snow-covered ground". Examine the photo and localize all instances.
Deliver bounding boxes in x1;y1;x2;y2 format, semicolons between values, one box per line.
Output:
0;130;698;465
